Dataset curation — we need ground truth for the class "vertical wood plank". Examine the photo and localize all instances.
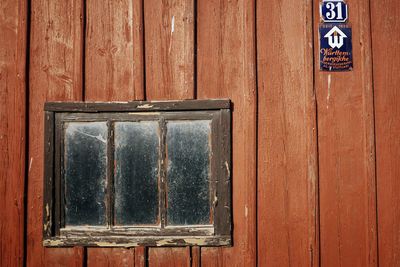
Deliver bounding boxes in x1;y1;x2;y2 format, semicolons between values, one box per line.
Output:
134;246;147;267
144;0;194;266
314;0;378;266
148;247;191;267
256;0;319;266
197;0;257;266
88;248;135;267
371;1;400;266
44;247;85;267
85;0;144;265
191;246;200;267
85;0;144;101
0;0;27;266
28;0;84;265
144;0;194;100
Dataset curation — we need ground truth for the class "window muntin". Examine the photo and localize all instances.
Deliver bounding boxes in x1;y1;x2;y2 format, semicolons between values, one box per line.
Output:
43;100;231;247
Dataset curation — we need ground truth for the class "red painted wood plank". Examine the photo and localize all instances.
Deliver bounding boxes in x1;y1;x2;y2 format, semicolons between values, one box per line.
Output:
256;0;319;265
313;0;378;266
148;247;191;267
84;0;144;265
134;246;147;267
144;0;194;266
144;0;194;101
191;246;200;267
87;248;135;267
27;0;85;265
0;0;27;266
197;0;257;266
85;0;144;101
371;1;400;266
45;247;85;267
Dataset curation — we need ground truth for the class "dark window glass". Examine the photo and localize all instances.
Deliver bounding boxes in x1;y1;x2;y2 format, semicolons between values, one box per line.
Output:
166;120;211;225
114;121;160;225
64;122;107;226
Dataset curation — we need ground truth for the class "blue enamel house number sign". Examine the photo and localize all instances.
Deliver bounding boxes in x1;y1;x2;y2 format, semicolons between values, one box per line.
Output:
320;0;348;23
319;0;352;71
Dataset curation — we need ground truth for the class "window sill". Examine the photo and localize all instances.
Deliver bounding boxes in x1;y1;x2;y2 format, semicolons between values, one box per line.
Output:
43;235;231;247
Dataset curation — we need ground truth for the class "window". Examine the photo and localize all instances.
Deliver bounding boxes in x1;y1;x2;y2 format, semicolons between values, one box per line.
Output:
43;100;231;247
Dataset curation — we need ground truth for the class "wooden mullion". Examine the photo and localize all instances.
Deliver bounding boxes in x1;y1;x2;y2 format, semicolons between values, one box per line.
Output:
214;109;231;237
55;114;64;234
43;111;55;238
209;113;220;227
106;121;115;228
159;117;167;229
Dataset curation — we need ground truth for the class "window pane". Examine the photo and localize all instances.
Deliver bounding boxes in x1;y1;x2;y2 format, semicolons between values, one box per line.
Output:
64;122;107;226
166;120;211;225
114;121;160;225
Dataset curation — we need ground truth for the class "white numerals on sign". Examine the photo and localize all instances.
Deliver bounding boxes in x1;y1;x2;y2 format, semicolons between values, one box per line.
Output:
320;0;348;23
325;2;343;20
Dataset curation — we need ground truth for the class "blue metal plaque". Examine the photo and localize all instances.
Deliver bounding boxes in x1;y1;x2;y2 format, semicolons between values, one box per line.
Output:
320;0;348;23
319;24;353;71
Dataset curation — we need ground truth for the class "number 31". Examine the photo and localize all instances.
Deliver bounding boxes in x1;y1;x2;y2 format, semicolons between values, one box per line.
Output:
325;2;344;20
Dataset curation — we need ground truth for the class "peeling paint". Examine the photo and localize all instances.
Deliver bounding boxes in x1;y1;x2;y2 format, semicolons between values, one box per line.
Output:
213;196;218;205
94;242;138;247
327;74;331;108
245;205;248;218
29;158;33;172
225;161;230;177
46;204;49;218
128;112;160;115
43;235;231;248
137;104;154;109
183;238;207;246
156;238;175;246
43;239;65;246
171;16;175;33
43;203;51;232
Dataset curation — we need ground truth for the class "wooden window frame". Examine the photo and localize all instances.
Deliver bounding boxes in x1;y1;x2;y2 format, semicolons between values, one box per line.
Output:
43;99;232;247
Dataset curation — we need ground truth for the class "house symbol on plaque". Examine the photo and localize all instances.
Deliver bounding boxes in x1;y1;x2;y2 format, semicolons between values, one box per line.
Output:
324;26;347;49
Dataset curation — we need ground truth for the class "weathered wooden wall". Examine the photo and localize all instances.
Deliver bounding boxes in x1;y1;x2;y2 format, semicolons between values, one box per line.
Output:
0;1;27;266
371;1;400;266
1;0;400;266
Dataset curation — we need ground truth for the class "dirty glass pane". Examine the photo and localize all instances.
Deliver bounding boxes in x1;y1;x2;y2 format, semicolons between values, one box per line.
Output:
166;120;211;225
114;121;159;225
64;122;107;226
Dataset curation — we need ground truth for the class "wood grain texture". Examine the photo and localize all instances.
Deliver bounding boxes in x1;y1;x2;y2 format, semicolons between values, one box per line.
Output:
87;248;135;267
27;0;84;265
197;0;257;266
191;246;200;267
84;0;144;266
85;0;144;101
313;0;378;266
134;246;147;266
148;247;191;267
0;0;27;266
44;247;85;267
144;0;194;100
144;0;194;266
371;1;400;266
257;0;319;266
